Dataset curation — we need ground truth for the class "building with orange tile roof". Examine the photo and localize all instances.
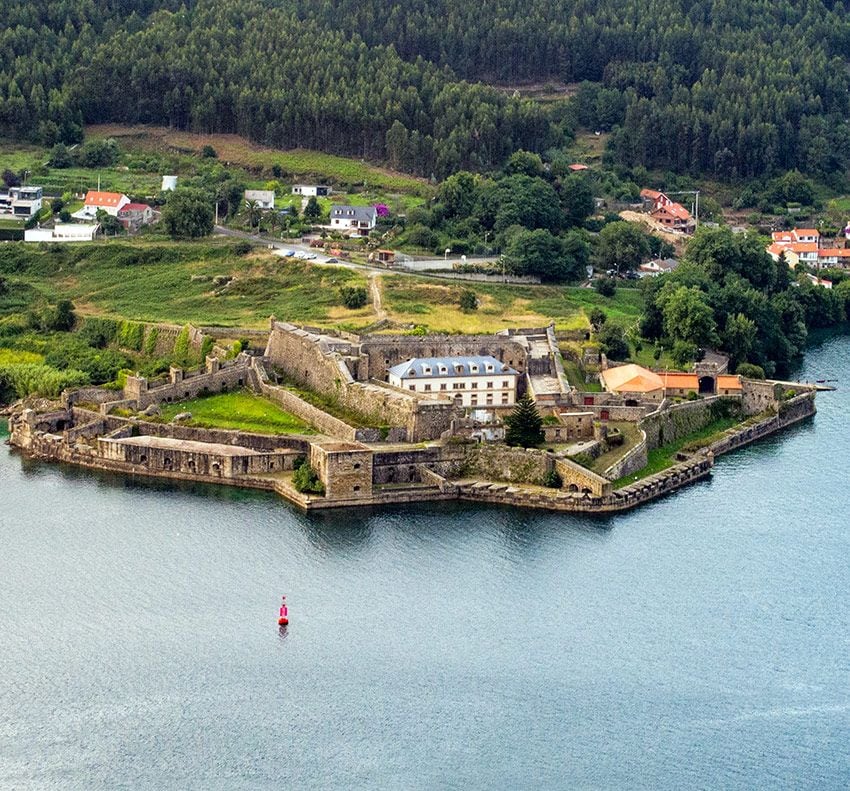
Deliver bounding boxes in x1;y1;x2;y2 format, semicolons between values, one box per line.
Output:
82;190;130;217
600;364;664;402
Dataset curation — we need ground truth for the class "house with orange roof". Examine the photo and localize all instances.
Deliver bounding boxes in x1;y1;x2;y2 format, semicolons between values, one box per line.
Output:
640;188;695;233
651;200;695;233
74;191;131;220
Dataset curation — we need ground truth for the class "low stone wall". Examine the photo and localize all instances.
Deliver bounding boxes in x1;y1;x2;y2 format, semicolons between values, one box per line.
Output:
603;430;648;481
63;387;119;409
258;379;358;441
123;356;255;410
75;409;312;453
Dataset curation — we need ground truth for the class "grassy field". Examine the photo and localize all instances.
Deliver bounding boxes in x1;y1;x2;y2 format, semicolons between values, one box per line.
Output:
3;240;374;327
158;390;313;434
3;240;647;335
379;276;644;333
87;125;430;195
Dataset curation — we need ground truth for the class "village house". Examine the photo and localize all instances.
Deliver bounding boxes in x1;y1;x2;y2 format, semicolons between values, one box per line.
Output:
0;185;43;217
766;228;850;271
75;191;130;220
330;205;377;235
292;184;332;197
640;188;695;233
244;190;275;210
639;257;679;277
117;203;154;232
388;356;519;408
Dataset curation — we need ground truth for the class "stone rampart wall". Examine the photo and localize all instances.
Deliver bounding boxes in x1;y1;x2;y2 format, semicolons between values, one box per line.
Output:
603;430;648;481
257;379;358;441
742;379;779;416
554;457;612;497
462;444;553;485
265;323;460;440
640;396;742;450
123;356;255;410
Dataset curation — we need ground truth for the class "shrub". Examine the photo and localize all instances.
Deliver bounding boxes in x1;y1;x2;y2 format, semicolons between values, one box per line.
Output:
80;317;119;348
292;462;325;494
543;470;563;488
0;363;89;402
458;289;478;311
118;321;145;351
594;276;617;296
233;240;253;255
143;326;159;356
200;336;215;360
173;324;192;363
736;362;766;380
340;285;368;309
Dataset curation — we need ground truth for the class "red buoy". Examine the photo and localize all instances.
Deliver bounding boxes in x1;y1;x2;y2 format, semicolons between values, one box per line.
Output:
278;595;289;626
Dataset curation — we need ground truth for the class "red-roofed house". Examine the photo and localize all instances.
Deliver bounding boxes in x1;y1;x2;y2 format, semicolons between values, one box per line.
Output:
82;191;130;217
651;200;695;233
640;188;695;233
568;163;589;172
117;202;154;232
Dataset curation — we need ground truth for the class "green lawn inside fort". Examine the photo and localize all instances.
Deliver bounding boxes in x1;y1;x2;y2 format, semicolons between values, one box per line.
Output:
611;415;750;488
157;391;314;435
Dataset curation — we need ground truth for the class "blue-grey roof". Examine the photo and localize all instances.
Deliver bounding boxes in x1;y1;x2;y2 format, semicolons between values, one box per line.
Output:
388;356;519;379
330;205;377;222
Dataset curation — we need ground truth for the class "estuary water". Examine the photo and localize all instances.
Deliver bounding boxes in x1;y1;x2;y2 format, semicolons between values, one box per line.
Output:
1;336;849;791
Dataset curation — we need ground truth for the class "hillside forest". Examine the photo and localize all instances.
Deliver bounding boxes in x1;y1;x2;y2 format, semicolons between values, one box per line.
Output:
3;0;850;181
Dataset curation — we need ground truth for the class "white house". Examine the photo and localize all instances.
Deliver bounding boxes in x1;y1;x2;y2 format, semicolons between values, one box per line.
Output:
330;205;377;235
388;356;519;408
0;186;43;217
292;184;332;197
25;223;99;243
244;190;275;210
73;191;130;220
638;257;679;277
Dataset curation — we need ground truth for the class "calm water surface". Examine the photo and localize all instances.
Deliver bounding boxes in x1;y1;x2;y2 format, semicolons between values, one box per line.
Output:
1;337;849;790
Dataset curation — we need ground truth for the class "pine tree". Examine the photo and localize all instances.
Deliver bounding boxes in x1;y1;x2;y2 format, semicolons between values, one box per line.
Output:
504;395;544;448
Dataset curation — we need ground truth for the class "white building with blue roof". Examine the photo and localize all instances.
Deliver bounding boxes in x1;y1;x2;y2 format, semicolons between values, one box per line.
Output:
387;355;519;408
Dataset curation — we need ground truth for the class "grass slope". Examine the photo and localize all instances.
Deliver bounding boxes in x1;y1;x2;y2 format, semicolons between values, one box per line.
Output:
87;125;430;194
158;390;313;434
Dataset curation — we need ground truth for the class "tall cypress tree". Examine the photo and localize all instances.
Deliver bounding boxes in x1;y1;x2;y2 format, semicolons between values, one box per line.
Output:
504;395;545;448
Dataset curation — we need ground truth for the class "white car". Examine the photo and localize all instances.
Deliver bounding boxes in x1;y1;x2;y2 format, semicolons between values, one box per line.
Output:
305;252;318;260
294;250;308;259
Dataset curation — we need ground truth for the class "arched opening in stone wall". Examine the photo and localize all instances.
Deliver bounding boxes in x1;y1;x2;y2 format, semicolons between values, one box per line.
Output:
139;455;147;464
163;458;173;470
699;376;715;395
625;399;638;407
568;483;579;493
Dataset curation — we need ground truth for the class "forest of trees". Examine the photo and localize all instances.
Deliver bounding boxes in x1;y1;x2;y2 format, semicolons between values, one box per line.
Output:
2;0;850;180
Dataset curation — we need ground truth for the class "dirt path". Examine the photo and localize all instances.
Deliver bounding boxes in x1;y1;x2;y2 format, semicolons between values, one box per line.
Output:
369;273;387;321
